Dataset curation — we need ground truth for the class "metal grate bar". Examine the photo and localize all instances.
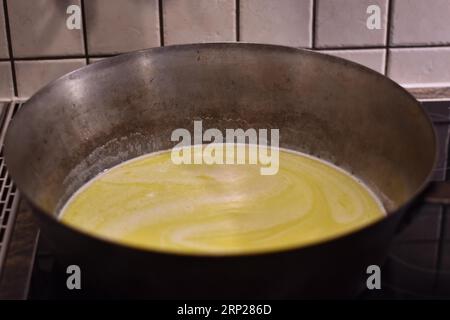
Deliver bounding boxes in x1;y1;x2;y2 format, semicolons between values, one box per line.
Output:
0;101;23;279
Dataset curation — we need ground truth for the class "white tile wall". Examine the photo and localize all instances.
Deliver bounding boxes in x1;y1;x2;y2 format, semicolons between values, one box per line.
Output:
163;0;236;45
388;47;450;87
88;57;109;64
315;0;388;48
1;0;450;98
321;49;386;74
240;0;312;47
15;59;86;98
85;0;160;55
0;0;8;59
8;0;84;58
391;0;450;46
0;62;13;99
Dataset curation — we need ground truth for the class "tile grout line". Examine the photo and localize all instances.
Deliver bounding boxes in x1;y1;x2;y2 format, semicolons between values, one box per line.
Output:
384;0;394;76
315;44;450;51
388;43;450;49
2;42;449;63
3;0;18;97
158;0;164;46
0;42;449;63
235;0;240;41
311;0;317;49
80;0;89;64
316;45;386;51
13;55;90;61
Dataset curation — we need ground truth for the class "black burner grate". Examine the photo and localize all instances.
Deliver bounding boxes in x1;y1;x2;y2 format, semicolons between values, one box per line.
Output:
0;102;22;280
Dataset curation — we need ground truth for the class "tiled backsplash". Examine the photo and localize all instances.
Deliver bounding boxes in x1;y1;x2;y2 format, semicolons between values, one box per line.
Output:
315;0;388;48
1;0;450;99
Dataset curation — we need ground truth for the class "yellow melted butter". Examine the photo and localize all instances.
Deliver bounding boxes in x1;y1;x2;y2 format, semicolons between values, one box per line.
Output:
60;144;385;255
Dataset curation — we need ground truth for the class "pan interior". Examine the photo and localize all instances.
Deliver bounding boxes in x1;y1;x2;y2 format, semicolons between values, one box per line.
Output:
4;44;436;225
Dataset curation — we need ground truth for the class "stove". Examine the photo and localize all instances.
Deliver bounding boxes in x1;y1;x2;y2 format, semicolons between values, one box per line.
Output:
0;100;449;300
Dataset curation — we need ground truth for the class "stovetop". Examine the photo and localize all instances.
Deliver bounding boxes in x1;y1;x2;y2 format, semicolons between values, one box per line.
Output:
0;100;449;300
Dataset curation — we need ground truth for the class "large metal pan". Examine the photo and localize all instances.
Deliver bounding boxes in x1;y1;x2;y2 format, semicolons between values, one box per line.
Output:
3;43;439;298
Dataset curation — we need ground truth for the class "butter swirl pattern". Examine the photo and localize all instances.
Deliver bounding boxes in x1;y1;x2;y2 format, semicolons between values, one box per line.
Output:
60;145;385;254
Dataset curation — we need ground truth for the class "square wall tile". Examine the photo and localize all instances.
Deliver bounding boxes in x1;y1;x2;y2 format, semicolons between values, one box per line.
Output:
320;49;386;74
163;0;235;45
15;59;85;98
88;56;110;64
240;0;312;47
388;47;450;87
0;0;8;59
315;0;388;48
391;0;450;46
0;62;13;99
8;0;84;58
85;0;160;55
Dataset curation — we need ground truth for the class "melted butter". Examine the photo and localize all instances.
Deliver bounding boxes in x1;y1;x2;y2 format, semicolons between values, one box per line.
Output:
59;144;385;255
